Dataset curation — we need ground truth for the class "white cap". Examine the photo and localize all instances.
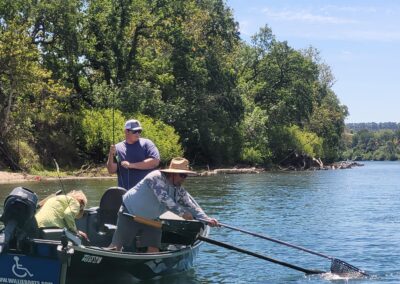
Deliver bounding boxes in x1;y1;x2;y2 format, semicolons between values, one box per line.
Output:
124;119;142;131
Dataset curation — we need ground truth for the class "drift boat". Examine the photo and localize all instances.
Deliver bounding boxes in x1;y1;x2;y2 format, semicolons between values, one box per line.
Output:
0;186;209;284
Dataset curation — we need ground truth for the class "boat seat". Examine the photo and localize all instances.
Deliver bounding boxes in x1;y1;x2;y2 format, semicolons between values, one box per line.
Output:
40;228;64;240
96;187;126;232
39;228;82;245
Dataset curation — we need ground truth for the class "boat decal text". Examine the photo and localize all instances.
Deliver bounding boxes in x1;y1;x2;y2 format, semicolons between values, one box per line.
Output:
0;278;53;284
0;254;61;284
81;254;102;264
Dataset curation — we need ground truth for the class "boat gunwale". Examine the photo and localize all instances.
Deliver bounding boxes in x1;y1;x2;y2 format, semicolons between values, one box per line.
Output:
72;225;210;260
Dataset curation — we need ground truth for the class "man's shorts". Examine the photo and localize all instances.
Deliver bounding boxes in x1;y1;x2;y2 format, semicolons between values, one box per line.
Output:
111;206;162;250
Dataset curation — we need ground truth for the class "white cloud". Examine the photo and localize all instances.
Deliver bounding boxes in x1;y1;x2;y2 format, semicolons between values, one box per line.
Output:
297;29;400;42
262;8;357;24
258;6;400;42
320;5;377;14
342;30;400;41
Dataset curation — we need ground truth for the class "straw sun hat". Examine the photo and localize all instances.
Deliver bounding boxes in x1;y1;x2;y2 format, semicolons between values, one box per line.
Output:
160;157;197;176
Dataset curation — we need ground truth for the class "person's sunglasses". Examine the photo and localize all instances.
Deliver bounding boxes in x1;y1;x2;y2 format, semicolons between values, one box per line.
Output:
128;129;142;134
179;173;188;179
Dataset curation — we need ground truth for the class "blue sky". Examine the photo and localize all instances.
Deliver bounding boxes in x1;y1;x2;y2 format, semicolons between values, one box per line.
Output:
225;0;400;123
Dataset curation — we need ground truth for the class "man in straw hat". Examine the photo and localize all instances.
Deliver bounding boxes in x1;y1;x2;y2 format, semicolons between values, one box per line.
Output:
108;157;218;252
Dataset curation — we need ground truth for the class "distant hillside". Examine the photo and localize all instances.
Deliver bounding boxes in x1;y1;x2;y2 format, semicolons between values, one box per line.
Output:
346;122;400;132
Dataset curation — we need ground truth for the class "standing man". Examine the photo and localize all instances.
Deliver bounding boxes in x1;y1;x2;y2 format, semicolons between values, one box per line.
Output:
107;119;160;189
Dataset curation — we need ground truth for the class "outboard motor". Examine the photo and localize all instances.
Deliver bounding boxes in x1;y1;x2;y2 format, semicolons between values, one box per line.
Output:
0;187;38;253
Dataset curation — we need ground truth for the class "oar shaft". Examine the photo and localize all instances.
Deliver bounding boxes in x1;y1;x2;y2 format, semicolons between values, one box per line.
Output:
220;223;331;260
219;223;368;277
122;214;324;275
123;213;162;229
199;236;324;275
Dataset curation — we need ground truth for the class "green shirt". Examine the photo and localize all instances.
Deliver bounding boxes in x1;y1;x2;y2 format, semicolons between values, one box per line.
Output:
35;195;80;233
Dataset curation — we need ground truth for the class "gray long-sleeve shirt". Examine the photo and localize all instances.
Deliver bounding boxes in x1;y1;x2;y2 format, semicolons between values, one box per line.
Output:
122;170;208;220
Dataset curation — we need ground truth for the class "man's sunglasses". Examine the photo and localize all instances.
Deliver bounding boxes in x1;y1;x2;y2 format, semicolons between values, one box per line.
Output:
127;129;142;134
179;173;188;179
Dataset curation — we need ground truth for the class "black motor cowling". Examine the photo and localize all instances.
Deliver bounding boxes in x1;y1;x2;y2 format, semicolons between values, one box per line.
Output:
0;187;38;252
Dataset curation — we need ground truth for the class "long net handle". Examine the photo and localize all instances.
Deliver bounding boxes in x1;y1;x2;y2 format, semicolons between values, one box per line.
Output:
123;213;162;229
220;223;331;259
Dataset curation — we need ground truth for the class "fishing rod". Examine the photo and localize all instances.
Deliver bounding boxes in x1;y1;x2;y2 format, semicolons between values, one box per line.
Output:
112;83;115;147
110;82;127;189
52;159;83;219
52;159;76;215
53;159;90;243
53;159;67;196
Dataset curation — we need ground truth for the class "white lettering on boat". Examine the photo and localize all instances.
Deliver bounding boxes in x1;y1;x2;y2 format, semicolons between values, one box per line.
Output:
0;278;52;284
81;254;102;264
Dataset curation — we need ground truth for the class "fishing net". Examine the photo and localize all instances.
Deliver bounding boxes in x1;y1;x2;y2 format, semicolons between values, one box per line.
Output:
160;219;204;245
330;258;368;277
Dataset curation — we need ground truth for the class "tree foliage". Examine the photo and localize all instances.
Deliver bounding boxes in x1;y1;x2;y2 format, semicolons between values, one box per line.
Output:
234;25;347;165
343;129;400;161
81;110;183;163
0;1;350;171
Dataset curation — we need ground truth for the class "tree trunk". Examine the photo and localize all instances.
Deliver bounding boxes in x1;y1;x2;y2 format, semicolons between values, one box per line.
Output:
0;141;22;171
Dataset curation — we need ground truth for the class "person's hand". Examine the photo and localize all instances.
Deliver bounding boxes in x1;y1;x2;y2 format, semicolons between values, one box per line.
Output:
121;161;130;169
78;230;89;242
206;218;219;227
182;212;194;220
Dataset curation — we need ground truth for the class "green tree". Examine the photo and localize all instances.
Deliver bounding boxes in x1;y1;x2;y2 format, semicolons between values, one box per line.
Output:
81;110;183;163
0;19;72;169
307;91;348;161
135;114;183;164
252;40;319;127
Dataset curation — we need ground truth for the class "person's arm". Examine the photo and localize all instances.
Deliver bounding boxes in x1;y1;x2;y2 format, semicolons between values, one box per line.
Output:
176;189;208;220
106;145;118;174
64;200;89;240
63;200;80;233
122;158;160;170
180;192;219;226
121;139;160;170
149;177;186;217
177;189;219;226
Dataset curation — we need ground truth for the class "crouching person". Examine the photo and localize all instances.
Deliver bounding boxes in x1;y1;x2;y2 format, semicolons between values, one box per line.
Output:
109;157;218;252
35;190;89;241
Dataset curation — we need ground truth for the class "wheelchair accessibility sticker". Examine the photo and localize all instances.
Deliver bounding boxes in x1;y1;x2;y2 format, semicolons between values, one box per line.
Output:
12;256;34;278
0;254;62;284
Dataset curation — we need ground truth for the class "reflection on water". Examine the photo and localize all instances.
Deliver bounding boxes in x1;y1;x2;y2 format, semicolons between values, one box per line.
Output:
1;161;400;283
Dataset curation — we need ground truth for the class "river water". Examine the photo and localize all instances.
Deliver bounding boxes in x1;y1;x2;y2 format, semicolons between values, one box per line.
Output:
1;161;400;283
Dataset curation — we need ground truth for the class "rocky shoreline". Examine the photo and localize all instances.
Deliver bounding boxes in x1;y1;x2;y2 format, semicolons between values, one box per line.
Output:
278;160;364;171
0;171;115;184
199;167;264;176
0;171;40;184
0;161;364;184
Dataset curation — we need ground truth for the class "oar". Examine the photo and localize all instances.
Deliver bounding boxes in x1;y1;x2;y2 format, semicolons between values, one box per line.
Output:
122;213;324;275
199;237;324;274
216;222;368;276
